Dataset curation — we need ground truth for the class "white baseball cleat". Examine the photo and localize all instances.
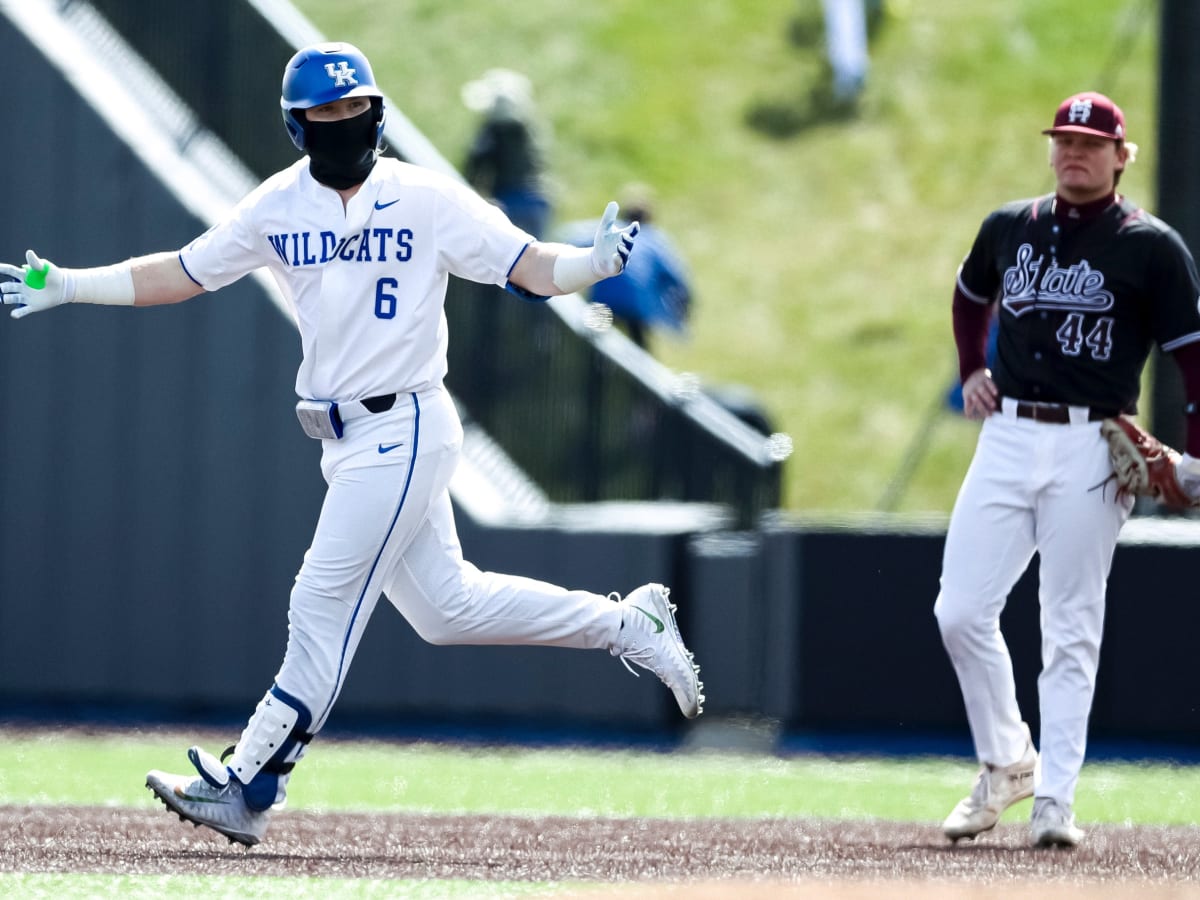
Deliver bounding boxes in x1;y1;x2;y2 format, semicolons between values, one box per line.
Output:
943;727;1037;842
1031;797;1085;848
610;583;705;719
146;748;269;847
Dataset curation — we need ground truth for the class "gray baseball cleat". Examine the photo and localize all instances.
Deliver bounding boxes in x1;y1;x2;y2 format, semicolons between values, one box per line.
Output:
146;746;269;847
1031;797;1085;848
943;726;1037;842
610;583;705;719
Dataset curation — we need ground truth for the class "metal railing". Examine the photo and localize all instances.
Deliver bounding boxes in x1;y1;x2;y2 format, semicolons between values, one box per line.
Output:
445;281;786;525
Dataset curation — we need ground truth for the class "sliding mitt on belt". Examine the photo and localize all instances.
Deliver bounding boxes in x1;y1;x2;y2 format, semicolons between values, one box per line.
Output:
1100;416;1198;509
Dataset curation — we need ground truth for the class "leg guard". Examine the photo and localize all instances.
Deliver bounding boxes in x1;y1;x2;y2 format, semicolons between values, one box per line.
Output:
225;684;315;812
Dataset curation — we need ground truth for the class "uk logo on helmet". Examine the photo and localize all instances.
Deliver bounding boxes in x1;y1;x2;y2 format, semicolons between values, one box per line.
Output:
1067;98;1093;124
324;61;358;87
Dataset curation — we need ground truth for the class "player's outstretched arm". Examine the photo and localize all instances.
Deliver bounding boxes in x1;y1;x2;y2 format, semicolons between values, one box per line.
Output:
0;250;202;319
509;201;639;298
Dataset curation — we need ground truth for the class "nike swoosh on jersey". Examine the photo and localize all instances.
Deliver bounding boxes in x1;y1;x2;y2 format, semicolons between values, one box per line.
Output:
378;442;404;454
374;198;400;210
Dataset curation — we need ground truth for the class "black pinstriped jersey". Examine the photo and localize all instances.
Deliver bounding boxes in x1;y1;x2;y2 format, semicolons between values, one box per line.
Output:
957;194;1200;412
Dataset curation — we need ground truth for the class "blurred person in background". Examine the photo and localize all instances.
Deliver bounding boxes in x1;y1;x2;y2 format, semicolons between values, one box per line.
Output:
557;183;693;352
462;68;553;239
821;0;870;107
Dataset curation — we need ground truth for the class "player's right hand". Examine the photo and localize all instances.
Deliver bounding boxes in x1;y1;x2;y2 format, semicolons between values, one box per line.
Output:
0;249;74;319
1175;452;1200;501
961;367;999;420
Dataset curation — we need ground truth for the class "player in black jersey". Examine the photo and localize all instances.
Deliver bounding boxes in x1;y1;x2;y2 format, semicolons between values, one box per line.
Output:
933;92;1200;847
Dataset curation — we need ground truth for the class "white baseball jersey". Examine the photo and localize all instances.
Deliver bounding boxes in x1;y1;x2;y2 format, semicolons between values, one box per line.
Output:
180;157;533;401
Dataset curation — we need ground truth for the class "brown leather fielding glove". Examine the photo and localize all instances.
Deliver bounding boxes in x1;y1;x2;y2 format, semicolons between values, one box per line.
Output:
1100;416;1196;509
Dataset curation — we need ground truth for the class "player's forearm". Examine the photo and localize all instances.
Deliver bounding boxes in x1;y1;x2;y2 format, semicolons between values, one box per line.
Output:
1172;341;1200;457
130;252;205;306
508;241;572;297
952;287;992;382
509;241;626;298
46;252;201;307
507;202;638;299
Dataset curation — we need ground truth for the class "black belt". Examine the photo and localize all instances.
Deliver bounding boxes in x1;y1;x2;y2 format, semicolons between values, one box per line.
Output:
361;394;397;413
1012;400;1114;424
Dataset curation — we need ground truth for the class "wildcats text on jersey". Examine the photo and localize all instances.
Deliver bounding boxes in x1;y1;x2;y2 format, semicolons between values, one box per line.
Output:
267;228;415;267
1001;242;1114;317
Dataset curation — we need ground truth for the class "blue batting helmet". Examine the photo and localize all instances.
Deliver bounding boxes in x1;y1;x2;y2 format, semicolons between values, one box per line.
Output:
281;42;385;152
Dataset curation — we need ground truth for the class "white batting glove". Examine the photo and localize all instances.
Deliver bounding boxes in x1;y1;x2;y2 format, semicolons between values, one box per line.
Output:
0;250;75;319
1175;452;1200;501
551;202;641;295
590;200;639;277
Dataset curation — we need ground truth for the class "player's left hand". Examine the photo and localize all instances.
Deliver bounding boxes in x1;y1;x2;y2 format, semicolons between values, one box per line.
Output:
590;201;639;278
1100;415;1198;509
0;250;75;319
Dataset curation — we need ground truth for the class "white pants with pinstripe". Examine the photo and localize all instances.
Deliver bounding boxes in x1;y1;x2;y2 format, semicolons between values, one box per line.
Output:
267;384;622;734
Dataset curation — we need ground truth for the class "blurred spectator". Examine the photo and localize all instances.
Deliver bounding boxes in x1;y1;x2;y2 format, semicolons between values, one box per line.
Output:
461;68;553;238
557;184;693;352
821;0;870;106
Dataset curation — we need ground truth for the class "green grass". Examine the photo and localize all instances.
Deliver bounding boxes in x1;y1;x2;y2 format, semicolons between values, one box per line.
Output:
288;0;1160;514
5;731;1197;897
3;731;1199;827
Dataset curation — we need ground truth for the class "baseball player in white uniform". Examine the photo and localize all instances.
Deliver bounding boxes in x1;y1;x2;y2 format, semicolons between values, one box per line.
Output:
0;42;704;847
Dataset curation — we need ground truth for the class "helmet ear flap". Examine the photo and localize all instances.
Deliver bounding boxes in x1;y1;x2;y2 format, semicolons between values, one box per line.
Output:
283;107;307;152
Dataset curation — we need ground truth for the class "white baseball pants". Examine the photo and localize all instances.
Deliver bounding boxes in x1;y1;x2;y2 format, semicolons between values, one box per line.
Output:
934;410;1131;805
269;385;622;733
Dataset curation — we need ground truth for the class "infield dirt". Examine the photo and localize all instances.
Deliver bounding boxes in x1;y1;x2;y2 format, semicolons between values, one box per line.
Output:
4;804;1200;896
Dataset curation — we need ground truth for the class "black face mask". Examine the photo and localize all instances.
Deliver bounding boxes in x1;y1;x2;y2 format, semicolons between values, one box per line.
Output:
304;104;379;189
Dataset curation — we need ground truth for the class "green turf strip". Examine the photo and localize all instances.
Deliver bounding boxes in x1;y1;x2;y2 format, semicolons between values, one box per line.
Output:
1;730;1198;826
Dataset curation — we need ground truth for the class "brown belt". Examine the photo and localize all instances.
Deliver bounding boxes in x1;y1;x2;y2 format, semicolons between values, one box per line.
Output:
1012;400;1113;424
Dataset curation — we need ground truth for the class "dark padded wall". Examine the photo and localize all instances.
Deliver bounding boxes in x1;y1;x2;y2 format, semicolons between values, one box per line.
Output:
88;0;302;179
762;524;1200;746
0;17;323;714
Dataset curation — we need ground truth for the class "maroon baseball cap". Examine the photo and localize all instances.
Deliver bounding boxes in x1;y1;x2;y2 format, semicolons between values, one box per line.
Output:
1042;92;1126;140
